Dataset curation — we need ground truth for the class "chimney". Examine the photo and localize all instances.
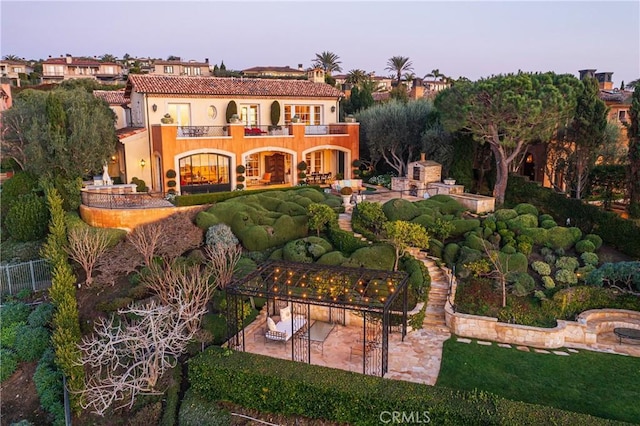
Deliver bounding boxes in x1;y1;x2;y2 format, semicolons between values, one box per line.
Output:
298;63;303;71
205;58;209;63
420;153;426;162
65;54;72;64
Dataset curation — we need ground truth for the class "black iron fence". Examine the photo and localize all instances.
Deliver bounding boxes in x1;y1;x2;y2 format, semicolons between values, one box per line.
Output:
81;191;174;209
178;126;228;138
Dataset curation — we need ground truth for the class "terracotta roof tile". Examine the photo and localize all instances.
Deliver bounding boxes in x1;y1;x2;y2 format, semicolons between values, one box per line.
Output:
243;66;305;74
126;75;343;99
93;89;127;105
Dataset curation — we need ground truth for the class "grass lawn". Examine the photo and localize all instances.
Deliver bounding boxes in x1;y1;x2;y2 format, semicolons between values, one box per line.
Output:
437;338;640;424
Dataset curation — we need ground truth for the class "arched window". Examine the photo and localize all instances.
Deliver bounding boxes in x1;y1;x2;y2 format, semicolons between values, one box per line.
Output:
179;153;230;188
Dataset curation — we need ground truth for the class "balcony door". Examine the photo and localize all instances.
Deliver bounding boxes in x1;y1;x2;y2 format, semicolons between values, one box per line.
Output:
240;105;259;127
167;103;191;126
265;154;285;184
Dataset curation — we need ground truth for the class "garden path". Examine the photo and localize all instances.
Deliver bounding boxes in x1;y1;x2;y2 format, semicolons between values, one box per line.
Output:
337;210;452;385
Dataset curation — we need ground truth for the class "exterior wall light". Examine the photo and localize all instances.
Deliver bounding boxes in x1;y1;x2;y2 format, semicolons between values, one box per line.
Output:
140;159;146;168
152;104;157;112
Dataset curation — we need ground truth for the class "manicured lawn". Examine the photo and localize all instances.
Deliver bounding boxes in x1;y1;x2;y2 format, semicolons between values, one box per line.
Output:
437;338;640;424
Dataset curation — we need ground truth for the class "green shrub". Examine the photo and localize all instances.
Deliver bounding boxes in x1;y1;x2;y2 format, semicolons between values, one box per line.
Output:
160;365;182;426
568;227;582;243
342;244;395;270
268;249;283;260
547;227;577;250
494;209;518;221
496;220;507;231
327;224;367;255
353;201;387;234
443;243;460;266
501;244;517;254
1;171;40;220
555;269;577;286
497;252;528;275
27;303;54;328
5;193;49;241
464;233;486;251
283;237;332;263
506;214;538;231
238;225;270;251
429;239;444;258
382;199;419;221
296;188;325;203
584;234;603;250
580;252;599;266
273;214;307;244
15;325;50;362
1;348;17;382
575;240;595;254
542;276;555;289
0;322;23;348
531;261;551;276
316;251;348;266
514;203;538;217
429;195;465;215
555;256;579;272
586;262;640;291
540;219;557;229
510;273;535;297
1;301;31;327
450;219;481;237
539;214;554;223
235;257;257;278
277;201;307;217
483;217;497;232
576;265;596;282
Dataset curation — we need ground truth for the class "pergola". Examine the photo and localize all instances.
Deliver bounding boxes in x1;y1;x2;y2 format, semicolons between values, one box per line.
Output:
226;260;409;377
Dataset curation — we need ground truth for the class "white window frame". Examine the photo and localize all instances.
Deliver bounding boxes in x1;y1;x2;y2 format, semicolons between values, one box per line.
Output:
167;103;191;126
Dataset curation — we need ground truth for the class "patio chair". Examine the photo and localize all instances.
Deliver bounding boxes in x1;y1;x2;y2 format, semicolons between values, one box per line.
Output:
259;172;272;185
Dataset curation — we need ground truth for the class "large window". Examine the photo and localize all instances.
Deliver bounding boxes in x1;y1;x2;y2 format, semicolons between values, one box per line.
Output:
164;65;174;74
245;154;259;177
240;105;259;127
179;153;230;186
284;105;322;125
305;152;323;173
167;103;191;126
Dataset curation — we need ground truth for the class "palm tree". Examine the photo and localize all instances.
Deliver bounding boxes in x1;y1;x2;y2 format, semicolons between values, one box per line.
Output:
385;56;413;86
345;69;367;86
425;68;443;81
100;53;116;63
312;51;342;75
2;54;21;61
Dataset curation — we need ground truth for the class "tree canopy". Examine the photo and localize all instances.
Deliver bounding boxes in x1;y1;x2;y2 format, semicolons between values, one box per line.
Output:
435;72;579;204
385;56;413;86
1;87;118;180
312;51;342;75
357;99;447;176
628;85;640;217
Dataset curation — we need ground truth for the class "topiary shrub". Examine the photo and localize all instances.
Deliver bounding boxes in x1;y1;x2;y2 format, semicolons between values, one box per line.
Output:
270;100;281;126
584;234;603;250
297;161;308;171
1;348;17;382
541;219;557;229
340;187;353;196
327;225;367;255
497;252;528;275
15;325;50;362
239;225;270;251
443;243;460;266
555;269;577;286
580;252;599;266
575;240;596;254
236;183;245;190
539;214;554;223
429;239;444;259
166;169;177;179
5;193;49;242
195;211;220;230
510;272;535;297
317;251;348;266
547;227;577;250
555;256;579;272
236;164;246;174
342;244;395;270
568;227;582;244
411;214;435;229
494;209;518;221
382;199;419;222
449;219;481;237
514;203;538;217
506;214;538;231
226;100;238;122
464;233;486;251
501;244;517;254
542;276;556;289
531;261;551;276
353;201;387;235
278;201;307;216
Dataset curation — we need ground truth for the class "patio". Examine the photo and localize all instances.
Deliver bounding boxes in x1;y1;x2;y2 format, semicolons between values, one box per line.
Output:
226;260;410;377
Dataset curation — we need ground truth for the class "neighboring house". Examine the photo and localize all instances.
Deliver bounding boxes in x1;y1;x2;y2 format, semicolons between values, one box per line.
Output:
0;60;34;87
150;59;211;77
119;71;358;195
242;65;306;79
42;55;123;84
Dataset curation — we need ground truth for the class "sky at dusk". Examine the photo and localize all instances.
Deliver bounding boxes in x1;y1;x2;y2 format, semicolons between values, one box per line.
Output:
2;1;639;86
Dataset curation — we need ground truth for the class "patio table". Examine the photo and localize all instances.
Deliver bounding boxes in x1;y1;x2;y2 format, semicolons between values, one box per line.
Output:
302;321;335;354
613;327;640;344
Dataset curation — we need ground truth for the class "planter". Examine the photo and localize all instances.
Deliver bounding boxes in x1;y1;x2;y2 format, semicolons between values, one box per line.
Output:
443;178;456;185
342;195;352;207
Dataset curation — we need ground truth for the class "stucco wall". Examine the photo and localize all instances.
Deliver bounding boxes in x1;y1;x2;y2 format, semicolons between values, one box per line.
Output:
79;204;201;232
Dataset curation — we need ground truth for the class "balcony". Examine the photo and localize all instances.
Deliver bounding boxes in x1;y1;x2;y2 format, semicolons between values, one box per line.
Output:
176;123;351;138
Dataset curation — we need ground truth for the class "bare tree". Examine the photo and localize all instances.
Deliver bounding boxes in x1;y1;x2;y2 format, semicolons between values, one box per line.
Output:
155;212;204;260
143;261;216;333
205;243;242;289
77;300;206;415
95;240;143;286
479;239;512;308
127;222;163;266
65;228;112;287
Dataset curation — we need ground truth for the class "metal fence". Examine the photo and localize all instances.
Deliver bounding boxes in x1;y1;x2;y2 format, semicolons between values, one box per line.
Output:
0;259;52;295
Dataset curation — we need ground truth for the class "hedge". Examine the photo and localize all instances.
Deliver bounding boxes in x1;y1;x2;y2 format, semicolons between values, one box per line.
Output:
175;186;323;206
506;175;640;258
188;347;621;426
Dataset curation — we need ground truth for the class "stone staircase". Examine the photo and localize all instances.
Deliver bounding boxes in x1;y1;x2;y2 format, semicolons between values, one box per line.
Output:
338;213;371;244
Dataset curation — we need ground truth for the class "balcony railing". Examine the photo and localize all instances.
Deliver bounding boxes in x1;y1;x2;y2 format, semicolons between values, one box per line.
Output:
81;191;173;209
178;126;228;137
305;124;349;135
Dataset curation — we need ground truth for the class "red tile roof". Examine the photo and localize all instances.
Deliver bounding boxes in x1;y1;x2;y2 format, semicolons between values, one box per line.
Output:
93;89;127;105
242;66;305;74
126;75;343;99
43;57;119;67
154;60;209;67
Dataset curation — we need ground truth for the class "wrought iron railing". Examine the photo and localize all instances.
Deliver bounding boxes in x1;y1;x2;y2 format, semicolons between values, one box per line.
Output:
305;124;349;135
177;125;228;137
81;191;174;209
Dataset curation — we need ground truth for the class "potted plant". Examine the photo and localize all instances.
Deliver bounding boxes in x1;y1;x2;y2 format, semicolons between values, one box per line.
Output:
160;113;174;124
340;186;353;207
291;115;301;123
345;114;356;123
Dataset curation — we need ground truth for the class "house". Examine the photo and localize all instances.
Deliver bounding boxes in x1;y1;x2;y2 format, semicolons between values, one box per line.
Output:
0;60;34;87
150;59;211;77
117;71;358;194
42;54;123;84
242;65;306;79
